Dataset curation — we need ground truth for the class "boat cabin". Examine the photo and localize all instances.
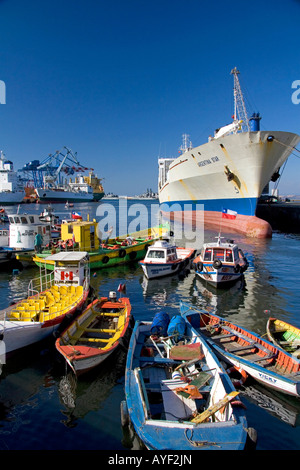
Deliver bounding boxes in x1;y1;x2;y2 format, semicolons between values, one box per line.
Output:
8;213;52;249
61;219;100;251
44;251;90;287
201;243;238;264
144;240;177;264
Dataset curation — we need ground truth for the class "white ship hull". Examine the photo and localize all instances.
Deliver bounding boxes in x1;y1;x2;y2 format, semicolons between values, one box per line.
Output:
35;188;93;203
159;131;300;238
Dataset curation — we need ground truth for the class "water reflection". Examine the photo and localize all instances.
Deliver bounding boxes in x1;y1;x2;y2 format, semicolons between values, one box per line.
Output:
58;349;126;428
241;382;300;428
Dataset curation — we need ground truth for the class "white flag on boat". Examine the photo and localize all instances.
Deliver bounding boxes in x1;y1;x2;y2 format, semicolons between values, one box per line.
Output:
222;208;237;219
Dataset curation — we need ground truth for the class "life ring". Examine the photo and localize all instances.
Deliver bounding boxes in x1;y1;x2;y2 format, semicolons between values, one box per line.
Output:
227;365;248;387
213;259;222;270
196;261;203;272
102;256;109;264
129;251;137;260
119;249;126;258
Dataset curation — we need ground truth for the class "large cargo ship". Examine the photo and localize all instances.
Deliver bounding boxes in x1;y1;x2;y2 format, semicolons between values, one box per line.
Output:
35;172;105;203
158;68;300;238
20;147;105;204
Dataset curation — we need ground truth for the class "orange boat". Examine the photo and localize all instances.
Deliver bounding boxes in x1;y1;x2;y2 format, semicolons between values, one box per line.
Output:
56;292;132;375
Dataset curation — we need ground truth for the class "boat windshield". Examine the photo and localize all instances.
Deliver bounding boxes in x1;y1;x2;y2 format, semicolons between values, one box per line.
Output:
213;249;225;261
204;247;233;262
147;250;165;259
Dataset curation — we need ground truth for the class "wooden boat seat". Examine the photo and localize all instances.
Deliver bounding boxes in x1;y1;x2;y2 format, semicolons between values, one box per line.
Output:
251;353;277;363
101;312;121;317
139;356;179;365
77;337;111;343
210;333;237;340
228;344;257;353
85;328;117;334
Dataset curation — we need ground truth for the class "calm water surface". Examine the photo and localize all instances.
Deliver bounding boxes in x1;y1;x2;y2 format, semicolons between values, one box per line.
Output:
0;201;300;450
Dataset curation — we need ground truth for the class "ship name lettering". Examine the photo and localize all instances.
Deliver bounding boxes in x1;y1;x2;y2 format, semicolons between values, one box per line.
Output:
198;156;219;167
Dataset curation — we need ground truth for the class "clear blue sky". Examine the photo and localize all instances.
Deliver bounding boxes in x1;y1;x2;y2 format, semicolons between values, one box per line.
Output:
0;0;300;196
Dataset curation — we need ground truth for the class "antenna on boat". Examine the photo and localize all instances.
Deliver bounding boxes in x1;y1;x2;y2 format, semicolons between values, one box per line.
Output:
231;67;250;132
215;232;224;245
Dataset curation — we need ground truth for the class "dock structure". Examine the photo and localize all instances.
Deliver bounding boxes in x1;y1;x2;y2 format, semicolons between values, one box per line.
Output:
256;201;300;233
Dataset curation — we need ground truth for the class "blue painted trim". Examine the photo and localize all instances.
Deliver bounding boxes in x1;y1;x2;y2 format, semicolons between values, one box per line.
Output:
159;197;258;217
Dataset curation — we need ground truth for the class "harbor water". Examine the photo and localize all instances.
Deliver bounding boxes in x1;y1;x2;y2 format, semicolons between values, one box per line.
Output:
0;199;300;451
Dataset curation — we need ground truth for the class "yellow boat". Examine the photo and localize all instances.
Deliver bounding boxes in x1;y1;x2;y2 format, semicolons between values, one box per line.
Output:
0;252;91;357
266;317;300;357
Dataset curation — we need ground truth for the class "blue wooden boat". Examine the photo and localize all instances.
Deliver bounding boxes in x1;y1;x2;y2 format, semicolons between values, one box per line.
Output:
121;312;256;450
181;302;300;398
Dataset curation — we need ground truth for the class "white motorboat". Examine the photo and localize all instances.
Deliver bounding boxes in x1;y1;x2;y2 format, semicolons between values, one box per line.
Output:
139;239;195;279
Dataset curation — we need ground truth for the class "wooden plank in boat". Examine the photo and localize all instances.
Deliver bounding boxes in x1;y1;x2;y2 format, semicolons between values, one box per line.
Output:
169;343;204;361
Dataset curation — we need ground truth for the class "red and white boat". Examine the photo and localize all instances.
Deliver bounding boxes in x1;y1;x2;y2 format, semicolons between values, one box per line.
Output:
55;291;132;375
193;234;248;288
139;240;195;279
0;251;90;358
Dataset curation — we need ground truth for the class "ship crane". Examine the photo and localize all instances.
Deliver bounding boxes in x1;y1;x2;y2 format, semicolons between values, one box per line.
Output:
19;147;93;189
231;67;250;132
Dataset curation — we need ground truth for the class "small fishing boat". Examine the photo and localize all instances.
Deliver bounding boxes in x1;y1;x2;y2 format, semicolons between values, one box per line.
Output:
192;234;248;288
267;317;300;358
39;205;59;224
139;240;195;279
121;311;256;450
55;291;132;376
4;211;61;267
0;251;91;357
181;303;300;398
33;221;170;270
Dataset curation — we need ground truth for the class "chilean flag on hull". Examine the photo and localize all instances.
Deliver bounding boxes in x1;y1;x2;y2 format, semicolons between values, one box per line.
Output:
222;208;237;219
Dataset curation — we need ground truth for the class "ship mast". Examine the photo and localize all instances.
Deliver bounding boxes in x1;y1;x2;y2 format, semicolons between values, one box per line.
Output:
231;67;250;132
180;134;192;153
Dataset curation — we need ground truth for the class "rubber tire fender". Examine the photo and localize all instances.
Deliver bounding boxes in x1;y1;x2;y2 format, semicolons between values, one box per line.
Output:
213;259;222;270
129;251;137;260
196;261;203;272
119;249;126;258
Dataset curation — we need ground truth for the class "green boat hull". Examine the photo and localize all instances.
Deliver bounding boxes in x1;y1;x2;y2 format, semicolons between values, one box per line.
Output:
33;241;151;271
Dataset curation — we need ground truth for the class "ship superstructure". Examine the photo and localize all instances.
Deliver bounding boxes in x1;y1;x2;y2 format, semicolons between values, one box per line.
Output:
0;151;25;204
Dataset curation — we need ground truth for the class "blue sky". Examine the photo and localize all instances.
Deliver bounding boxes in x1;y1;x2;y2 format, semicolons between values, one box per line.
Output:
0;0;300;195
